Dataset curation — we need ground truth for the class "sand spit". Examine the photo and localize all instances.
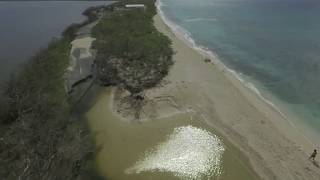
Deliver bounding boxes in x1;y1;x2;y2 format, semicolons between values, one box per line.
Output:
149;14;320;180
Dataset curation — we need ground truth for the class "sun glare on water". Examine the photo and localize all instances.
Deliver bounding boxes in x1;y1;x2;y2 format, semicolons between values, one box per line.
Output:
125;126;225;179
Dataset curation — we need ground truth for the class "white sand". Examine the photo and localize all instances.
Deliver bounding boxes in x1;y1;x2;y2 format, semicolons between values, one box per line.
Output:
149;14;320;179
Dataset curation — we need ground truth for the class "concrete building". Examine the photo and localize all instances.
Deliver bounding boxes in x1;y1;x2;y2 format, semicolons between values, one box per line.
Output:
125;4;146;11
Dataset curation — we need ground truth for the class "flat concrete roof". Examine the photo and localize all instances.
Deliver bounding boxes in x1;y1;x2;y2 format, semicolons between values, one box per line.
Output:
125;4;145;8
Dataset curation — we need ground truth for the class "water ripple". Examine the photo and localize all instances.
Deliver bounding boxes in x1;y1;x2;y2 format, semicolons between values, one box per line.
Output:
125;125;225;179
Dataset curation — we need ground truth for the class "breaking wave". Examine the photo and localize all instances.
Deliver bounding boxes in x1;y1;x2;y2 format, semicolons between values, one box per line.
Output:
155;0;304;139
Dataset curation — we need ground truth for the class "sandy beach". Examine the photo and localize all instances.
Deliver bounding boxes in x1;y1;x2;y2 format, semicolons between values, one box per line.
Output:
148;13;320;179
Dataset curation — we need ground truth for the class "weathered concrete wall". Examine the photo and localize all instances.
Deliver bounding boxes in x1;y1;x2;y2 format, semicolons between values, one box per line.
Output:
65;21;97;93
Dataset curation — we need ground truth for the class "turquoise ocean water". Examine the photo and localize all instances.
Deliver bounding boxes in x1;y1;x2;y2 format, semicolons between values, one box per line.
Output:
158;0;320;145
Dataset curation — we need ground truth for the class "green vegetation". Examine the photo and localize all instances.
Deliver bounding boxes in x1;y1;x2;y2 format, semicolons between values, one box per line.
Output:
0;0;174;178
1;38;70;123
92;0;173;94
0;37;95;180
62;5;108;40
0;7;104;179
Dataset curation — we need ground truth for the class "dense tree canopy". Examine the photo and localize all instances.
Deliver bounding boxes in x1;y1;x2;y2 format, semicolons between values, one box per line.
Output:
0;6;104;179
92;0;173;94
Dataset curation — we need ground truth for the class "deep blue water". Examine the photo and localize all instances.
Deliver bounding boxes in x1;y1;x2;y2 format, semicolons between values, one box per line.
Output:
0;1;110;82
159;0;320;142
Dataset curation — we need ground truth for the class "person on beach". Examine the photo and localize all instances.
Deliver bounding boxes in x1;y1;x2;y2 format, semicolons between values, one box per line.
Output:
309;149;317;161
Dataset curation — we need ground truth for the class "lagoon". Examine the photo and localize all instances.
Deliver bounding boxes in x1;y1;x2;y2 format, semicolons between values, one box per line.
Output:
85;87;259;180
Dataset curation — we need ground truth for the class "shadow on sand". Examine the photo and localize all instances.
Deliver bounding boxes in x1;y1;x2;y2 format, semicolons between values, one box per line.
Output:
312;161;319;168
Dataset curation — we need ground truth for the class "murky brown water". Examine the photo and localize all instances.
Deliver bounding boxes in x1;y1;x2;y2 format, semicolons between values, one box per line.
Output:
85;88;259;180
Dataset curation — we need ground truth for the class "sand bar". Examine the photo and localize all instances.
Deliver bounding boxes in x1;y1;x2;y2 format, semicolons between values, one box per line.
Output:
151;13;320;179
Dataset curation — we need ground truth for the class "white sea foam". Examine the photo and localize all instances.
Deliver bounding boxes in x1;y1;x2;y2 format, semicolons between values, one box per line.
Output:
156;0;318;147
156;0;251;89
125;126;225;179
156;0;303;135
158;0;320;154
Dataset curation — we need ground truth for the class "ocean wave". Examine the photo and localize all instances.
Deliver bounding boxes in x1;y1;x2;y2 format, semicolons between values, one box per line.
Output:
156;0;284;113
156;0;312;143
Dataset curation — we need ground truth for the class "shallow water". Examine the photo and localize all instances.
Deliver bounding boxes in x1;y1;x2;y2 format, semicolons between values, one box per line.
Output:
158;0;320;144
85;88;259;180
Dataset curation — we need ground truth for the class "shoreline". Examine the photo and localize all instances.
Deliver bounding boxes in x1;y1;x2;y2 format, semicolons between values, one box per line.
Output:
155;0;318;148
153;4;320;179
0;4;114;178
86;87;260;179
